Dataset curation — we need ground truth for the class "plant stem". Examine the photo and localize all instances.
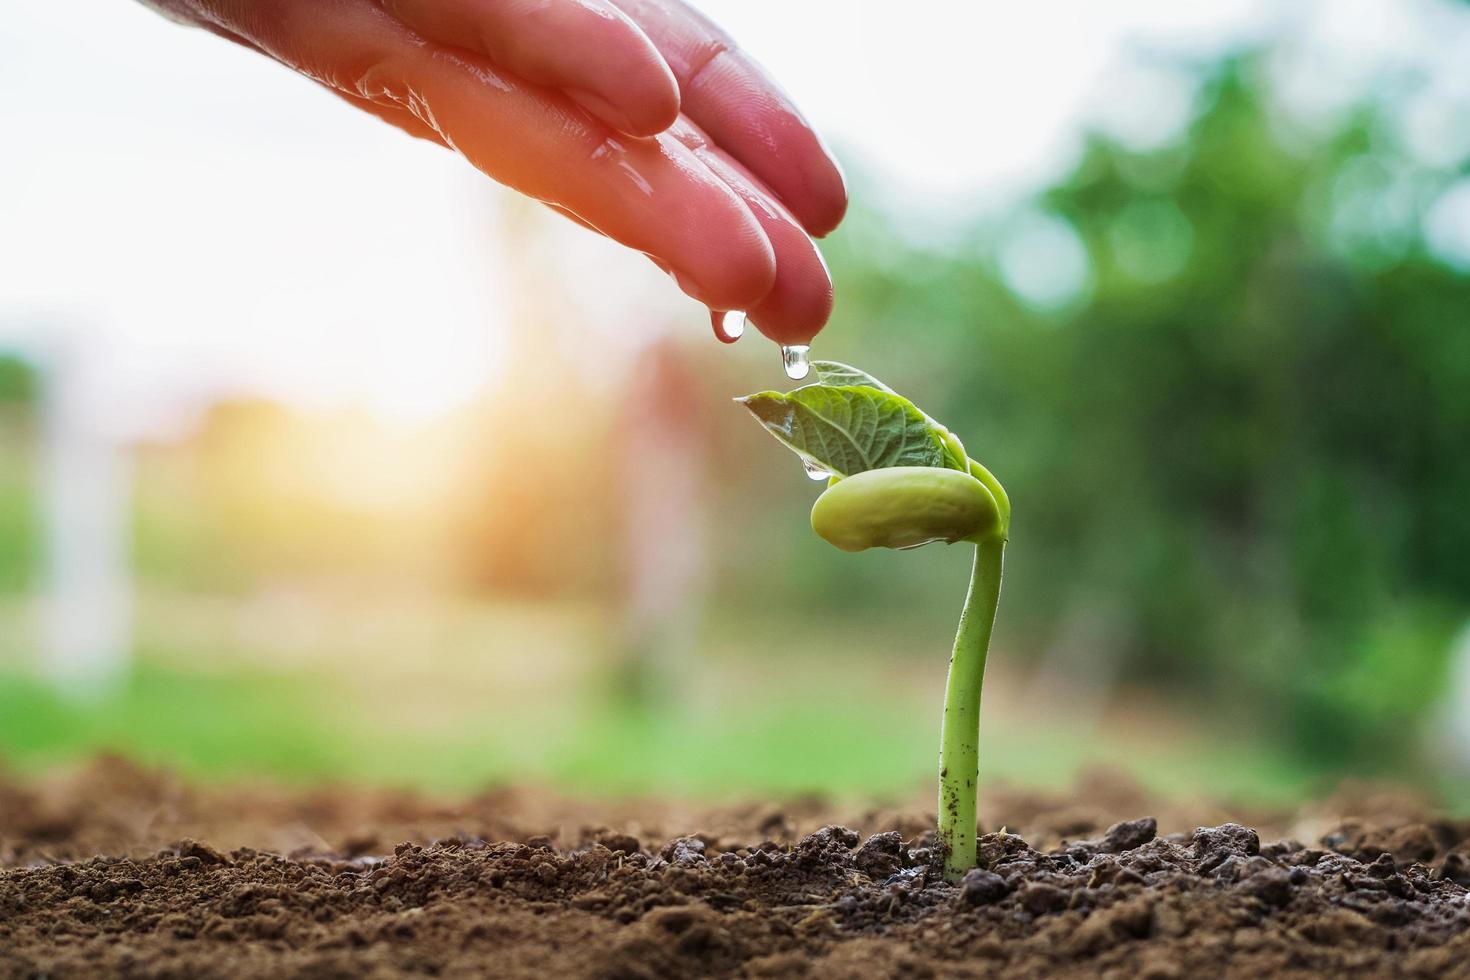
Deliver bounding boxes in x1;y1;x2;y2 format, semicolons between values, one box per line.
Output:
938;538;1005;881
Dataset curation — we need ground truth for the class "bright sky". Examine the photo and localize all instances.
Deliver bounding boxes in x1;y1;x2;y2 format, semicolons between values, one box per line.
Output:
1;0;1466;435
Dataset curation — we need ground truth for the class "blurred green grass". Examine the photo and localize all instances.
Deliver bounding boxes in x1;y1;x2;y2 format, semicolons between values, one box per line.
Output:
0;629;1350;807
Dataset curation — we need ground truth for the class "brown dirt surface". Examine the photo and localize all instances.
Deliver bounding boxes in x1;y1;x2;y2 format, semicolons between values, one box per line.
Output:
2;757;1469;978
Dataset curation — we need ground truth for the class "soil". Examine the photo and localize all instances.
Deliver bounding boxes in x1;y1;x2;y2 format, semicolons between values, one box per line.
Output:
2;757;1469;978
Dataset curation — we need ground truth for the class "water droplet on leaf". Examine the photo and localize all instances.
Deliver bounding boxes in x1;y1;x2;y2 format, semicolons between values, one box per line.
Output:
711;310;745;344
802;459;831;481
781;344;811;380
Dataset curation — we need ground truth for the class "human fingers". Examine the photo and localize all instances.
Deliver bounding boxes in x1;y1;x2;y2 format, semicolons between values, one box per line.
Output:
666;118;832;344
610;0;847;236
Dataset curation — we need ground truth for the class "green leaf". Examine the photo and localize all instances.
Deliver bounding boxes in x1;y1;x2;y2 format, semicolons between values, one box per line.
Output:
810;360;894;393
811;360;971;472
736;385;964;478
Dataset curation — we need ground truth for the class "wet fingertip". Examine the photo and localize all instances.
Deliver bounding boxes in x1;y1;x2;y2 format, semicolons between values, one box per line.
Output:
567;89;639;136
568;81;678;138
599;6;682;134
749;319;825;348
747;282;833;346
629;62;682;136
676;208;777;311
796;158;850;238
621;100;680;139
743;217;834;344
632;90;682;138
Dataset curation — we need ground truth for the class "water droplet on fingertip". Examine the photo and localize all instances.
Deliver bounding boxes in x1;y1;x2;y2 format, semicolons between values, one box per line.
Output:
802;459;832;482
711;310;745;344
781;344;811;380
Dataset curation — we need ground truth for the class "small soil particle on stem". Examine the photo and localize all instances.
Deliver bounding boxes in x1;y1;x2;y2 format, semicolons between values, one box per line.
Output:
1;758;1468;978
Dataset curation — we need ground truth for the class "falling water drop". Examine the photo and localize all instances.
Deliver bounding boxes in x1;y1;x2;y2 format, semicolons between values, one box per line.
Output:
802;459;832;482
781;344;811;380
711;310;745;344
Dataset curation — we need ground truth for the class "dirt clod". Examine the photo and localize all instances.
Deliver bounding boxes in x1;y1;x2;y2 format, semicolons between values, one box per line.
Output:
958;867;1009;905
1102;816;1158;852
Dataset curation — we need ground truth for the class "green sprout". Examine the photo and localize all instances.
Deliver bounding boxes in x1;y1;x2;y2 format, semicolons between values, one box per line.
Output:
738;362;1010;881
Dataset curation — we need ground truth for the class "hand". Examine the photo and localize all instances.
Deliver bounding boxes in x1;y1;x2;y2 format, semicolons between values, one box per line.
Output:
141;0;846;343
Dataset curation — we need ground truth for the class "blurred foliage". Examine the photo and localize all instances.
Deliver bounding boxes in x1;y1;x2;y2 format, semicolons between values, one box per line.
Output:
800;56;1470;770
0;355;36;406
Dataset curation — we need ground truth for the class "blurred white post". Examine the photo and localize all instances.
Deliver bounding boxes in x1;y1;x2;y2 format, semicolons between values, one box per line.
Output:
615;337;709;707
1445;620;1470;774
37;333;133;695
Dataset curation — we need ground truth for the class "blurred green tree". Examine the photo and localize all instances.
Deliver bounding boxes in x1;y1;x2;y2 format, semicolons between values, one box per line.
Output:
0;355;36;406
808;55;1470;770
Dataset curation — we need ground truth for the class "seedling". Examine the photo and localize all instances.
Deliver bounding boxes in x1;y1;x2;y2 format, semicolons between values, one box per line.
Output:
738;362;1010;881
